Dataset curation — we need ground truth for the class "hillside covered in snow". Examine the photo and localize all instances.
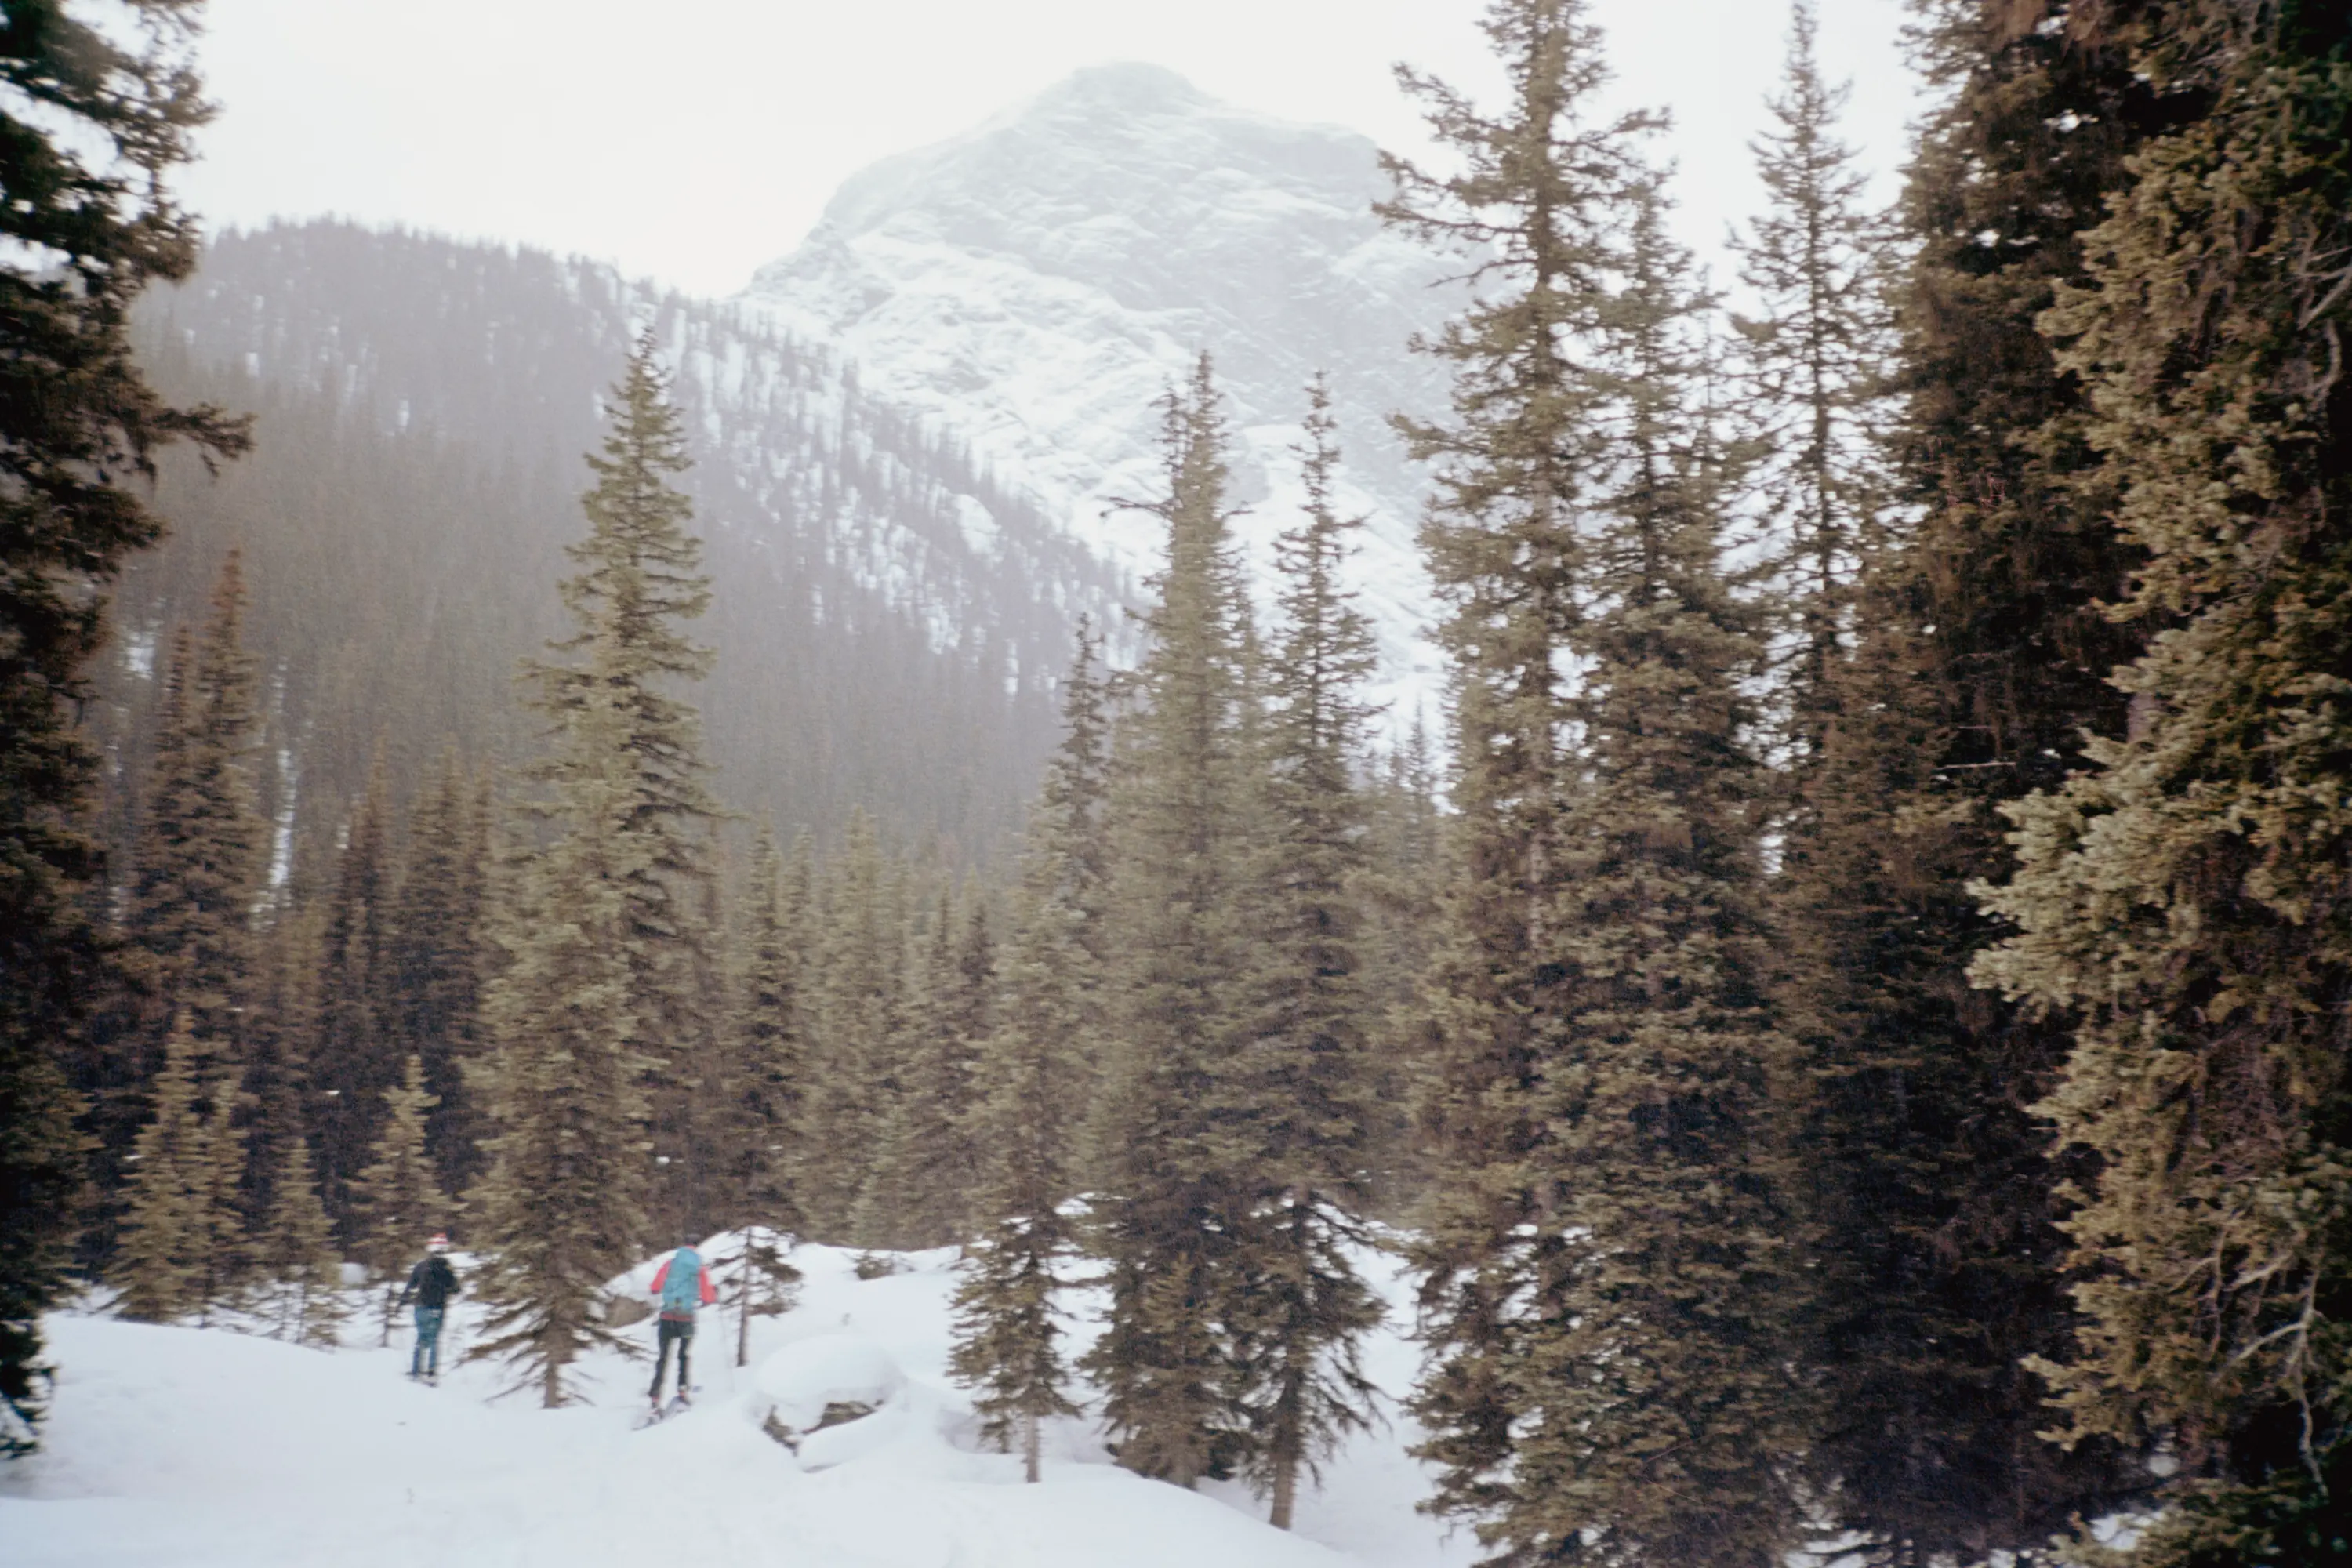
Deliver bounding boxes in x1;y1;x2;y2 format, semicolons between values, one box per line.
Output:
2;1240;1472;1568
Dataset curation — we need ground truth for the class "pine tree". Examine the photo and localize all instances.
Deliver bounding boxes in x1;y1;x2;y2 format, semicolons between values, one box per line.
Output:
1229;378;1384;1530
950;630;1113;1482
252;1135;347;1349
467;676;652;1406
1730;1;1893;768
1379;0;1654;1551
1543;183;1801;1568
350;1054;446;1278
801;809;904;1242
108;1016;205;1323
721;822;808;1244
1974;5;2352;1552
390;746;492;1196
1388;13;1805;1563
238;897;326;1230
864;884;991;1249
110;1013;245;1324
1357;714;1443;1208
311;754;398;1229
1;0;249;1451
1083;355;1261;1488
126;551;267;1069
522;330;724;1247
1771;3;2170;1554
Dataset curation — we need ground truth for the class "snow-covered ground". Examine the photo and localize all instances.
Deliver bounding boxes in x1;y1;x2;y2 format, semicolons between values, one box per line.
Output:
1;1240;1475;1568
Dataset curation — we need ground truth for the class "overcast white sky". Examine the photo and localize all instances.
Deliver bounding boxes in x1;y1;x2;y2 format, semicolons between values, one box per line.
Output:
177;0;1925;299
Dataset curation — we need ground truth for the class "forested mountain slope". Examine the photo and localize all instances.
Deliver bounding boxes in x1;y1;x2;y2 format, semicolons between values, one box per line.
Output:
100;222;1117;860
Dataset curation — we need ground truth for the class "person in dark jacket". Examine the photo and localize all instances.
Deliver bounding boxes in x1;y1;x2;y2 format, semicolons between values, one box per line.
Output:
396;1233;459;1382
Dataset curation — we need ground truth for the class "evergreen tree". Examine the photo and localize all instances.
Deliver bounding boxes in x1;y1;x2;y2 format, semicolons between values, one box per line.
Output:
802;809;904;1241
1388;12;1804;1562
1229;378;1384;1530
467;675;652;1406
1773;3;2170;1553
238;897;326;1229
721;823;808;1243
950;884;1087;1483
390;746;492;1195
523;331;724;1246
1356;715;1443;1208
950;629;1114;1482
1378;0;1653;1552
350;1054;447;1277
1730;0;1893;767
311;755;398;1229
110;1013;244;1324
864;885;991;1249
252;1135;347;1349
125;551;267;1069
1;0;248;1451
1084;356;1261;1488
1976;5;2352;1553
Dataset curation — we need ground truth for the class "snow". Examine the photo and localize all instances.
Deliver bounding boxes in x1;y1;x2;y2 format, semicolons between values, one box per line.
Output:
2;1240;1477;1568
742;62;1462;724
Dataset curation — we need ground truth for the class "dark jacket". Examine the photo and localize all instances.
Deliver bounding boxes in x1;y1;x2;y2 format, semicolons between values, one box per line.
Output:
401;1254;459;1310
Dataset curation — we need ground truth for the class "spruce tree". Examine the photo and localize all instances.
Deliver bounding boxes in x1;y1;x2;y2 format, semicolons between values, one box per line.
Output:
239;897;326;1232
350;1054;447;1277
311;755;398;1229
1378;0;1653;1550
1388;13;1805;1563
801;809;904;1242
950;880;1087;1483
1229;378;1384;1530
1772;4;2170;1554
468;675;653;1406
523;331;724;1246
1730;0;1893;767
1;0;249;1450
252;1135;347;1348
949;630;1112;1482
390;746;492;1195
1083;355;1261;1488
110;1013;244;1324
1975;5;2352;1551
109;1015;205;1323
864;885;991;1249
721;822;808;1244
126;551;267;1069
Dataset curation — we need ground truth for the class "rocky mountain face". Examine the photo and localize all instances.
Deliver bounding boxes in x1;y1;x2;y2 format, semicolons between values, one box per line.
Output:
743;62;1455;714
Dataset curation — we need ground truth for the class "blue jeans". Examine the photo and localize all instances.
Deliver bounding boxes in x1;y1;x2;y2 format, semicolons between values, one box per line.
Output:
412;1306;445;1377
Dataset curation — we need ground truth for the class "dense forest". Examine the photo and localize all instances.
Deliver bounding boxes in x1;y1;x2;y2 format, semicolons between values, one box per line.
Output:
7;2;2352;1567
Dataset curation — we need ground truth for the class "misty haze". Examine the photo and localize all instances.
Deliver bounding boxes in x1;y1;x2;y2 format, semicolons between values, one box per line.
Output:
5;4;2344;1568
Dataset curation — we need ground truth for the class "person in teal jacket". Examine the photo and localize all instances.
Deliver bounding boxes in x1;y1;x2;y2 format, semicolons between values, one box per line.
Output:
647;1241;715;1410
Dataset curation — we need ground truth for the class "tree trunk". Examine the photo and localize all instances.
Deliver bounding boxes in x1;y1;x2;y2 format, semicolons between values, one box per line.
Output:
736;1228;753;1367
1022;1406;1041;1484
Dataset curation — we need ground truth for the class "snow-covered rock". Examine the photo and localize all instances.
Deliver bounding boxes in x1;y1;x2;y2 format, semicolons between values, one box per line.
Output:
745;62;1459;720
749;1331;910;1468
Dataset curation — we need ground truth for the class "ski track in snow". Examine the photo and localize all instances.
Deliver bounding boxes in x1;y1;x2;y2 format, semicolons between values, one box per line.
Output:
1;1241;1476;1568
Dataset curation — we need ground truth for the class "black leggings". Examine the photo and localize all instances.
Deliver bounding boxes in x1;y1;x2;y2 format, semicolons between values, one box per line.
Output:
650;1318;694;1402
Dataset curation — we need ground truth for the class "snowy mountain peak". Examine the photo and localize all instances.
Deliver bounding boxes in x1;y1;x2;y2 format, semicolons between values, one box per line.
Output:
744;64;1457;715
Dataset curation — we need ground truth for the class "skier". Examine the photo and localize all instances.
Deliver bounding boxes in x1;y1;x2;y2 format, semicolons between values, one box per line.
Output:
397;1232;459;1383
647;1238;716;1413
